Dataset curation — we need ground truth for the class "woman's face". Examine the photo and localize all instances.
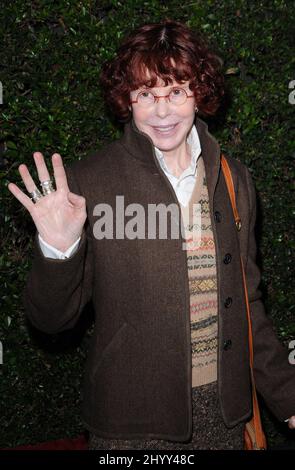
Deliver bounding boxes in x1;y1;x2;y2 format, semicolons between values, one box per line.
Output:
129;76;196;154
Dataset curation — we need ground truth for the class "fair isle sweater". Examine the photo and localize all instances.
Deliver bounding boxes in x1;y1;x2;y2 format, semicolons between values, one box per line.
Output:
180;155;218;387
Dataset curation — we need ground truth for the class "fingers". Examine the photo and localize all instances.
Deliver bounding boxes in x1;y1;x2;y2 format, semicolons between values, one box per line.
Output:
33;152;52;188
34;152;68;192
51;153;69;191
7;151;67;211
7;181;35;213
19;159;41;194
7;151;53;212
8;159;42;212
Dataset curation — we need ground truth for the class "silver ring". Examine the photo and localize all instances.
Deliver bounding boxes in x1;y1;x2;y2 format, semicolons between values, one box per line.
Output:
40;179;55;196
29;188;43;203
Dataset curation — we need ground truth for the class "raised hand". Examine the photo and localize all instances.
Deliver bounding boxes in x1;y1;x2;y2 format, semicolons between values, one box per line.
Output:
7;152;87;252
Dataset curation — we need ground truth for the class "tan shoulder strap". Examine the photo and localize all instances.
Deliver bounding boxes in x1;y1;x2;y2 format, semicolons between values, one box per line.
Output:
220;153;267;450
220;154;242;231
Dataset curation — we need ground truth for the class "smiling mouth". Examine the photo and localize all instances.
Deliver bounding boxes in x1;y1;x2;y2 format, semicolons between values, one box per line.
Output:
152;123;178;132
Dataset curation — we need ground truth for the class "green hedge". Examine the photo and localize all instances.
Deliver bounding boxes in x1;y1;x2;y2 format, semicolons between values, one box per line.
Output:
1;0;294;449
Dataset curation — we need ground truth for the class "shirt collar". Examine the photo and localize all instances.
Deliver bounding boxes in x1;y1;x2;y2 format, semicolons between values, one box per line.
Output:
154;124;202;179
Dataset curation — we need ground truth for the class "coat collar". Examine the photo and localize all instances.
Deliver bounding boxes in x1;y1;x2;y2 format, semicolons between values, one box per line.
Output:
154;123;202;180
120;115;221;200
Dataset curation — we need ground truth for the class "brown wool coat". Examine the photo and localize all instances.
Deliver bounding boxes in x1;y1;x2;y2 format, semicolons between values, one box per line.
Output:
23;116;295;441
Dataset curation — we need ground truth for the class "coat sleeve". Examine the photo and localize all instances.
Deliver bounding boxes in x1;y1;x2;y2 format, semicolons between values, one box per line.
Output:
244;166;295;422
22;163;94;334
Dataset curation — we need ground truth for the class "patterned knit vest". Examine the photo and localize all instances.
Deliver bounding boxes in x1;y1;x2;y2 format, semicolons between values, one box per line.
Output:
180;155;218;387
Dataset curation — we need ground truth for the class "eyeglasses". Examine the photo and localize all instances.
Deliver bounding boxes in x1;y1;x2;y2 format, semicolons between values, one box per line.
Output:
130;87;195;108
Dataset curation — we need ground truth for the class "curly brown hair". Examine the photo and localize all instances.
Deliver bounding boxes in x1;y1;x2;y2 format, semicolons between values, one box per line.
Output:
99;19;225;122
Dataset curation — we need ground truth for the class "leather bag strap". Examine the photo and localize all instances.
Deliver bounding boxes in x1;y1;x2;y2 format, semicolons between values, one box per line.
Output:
220;153;266;448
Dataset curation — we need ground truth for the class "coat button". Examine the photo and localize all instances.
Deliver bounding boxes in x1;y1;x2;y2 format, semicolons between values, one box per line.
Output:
214;211;222;222
223;253;232;264
224;297;232;308
223;339;232;350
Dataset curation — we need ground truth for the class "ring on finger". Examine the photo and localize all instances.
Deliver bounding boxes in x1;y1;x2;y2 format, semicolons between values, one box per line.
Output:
40;179;55;196
29;188;43;203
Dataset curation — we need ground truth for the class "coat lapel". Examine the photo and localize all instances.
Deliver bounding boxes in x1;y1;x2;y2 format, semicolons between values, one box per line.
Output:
121;116;222;204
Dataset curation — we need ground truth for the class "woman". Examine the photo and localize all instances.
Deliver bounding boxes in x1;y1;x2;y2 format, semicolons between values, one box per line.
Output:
8;20;295;450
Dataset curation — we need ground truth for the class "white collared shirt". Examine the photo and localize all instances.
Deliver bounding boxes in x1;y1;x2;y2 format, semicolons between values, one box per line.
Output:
154;124;201;207
38;124;201;259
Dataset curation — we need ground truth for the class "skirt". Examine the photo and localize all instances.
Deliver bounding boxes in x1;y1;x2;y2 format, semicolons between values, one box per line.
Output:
88;380;245;450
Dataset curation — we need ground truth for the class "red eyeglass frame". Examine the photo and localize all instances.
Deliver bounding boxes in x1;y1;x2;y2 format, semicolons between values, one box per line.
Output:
130;87;195;105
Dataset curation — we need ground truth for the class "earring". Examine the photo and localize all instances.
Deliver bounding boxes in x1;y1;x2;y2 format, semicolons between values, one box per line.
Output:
195;105;198;113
